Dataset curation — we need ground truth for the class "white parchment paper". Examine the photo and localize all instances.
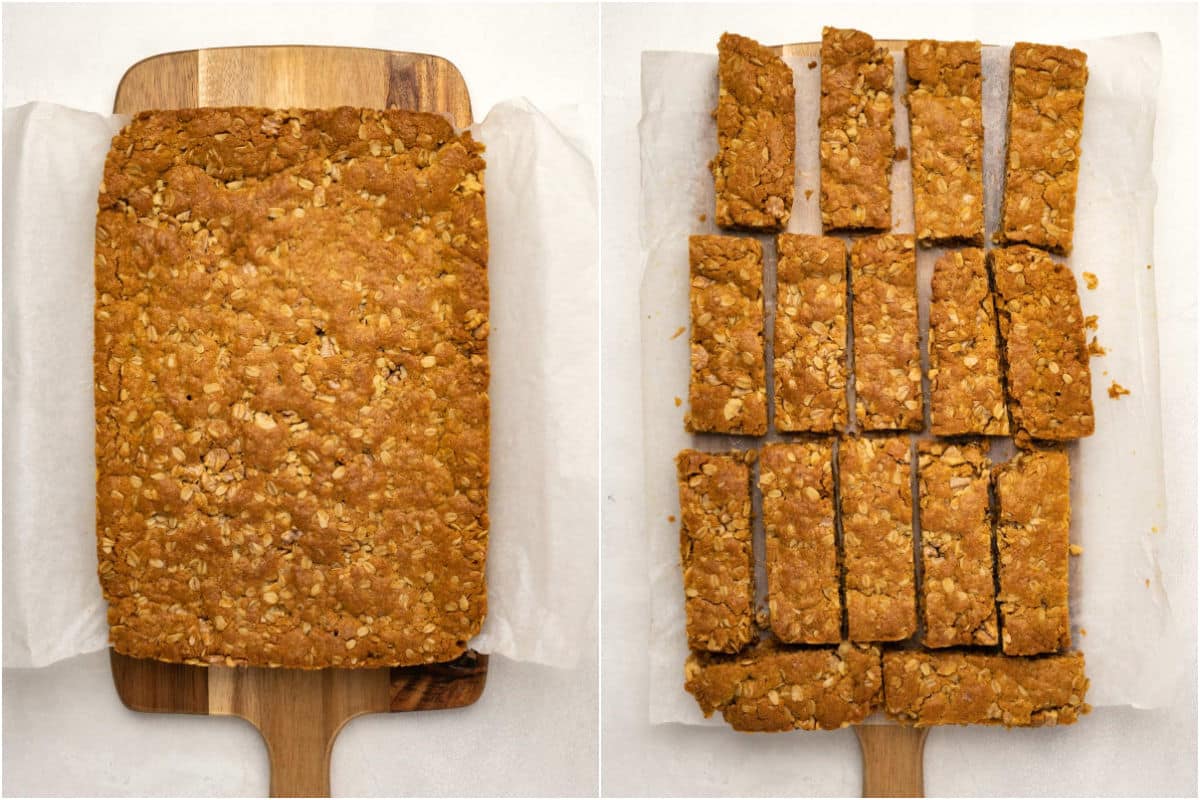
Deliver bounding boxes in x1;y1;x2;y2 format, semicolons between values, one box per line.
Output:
640;34;1178;725
2;98;598;671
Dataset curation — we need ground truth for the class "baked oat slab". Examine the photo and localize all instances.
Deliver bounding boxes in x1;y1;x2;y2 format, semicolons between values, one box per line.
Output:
917;441;997;648
883;650;1089;727
820;27;895;232
686;640;882;732
713;33;796;230
95;107;489;669
773;235;848;433
905;40;985;246
759;442;841;644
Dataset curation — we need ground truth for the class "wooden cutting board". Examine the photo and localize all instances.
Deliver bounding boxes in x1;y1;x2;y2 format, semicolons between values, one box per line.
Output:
110;45;487;798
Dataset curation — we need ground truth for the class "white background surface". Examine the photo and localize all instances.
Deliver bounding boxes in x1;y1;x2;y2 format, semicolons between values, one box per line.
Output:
601;3;1197;797
2;2;599;796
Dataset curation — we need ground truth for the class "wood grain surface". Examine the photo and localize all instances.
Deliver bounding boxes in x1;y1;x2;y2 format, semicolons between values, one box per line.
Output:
108;45;485;798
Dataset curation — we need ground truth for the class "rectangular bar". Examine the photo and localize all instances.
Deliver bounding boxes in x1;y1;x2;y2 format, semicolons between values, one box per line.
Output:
905;40;985;246
990;245;1094;440
759;442;841;644
998;42;1089;255
773;234;848;432
713;32;796;230
838;435;916;641
917;441;998;648
993;449;1072;655
686;235;767;435
850;234;922;431
686;641;882;732
928;248;1009;436
675;449;756;654
820;27;894;232
883;651;1089;727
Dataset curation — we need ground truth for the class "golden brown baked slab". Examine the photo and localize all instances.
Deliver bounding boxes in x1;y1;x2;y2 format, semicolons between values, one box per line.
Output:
990;245;1094;441
850;234;922;431
905;40;984;246
686;235;767;436
95;107;489;669
994;449;1072;655
928;248;1009;436
820;27;894;232
998;43;1088;255
917;441;997;648
713;33;796;230
773;234;848;433
759;442;841;644
883;650;1089;727
838;435;916;642
686;640;881;732
676;449;756;654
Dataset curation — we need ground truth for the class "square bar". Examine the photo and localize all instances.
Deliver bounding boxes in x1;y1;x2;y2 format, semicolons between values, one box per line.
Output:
928;248;1009;436
686;235;767;435
712;32;796;230
905;40;985;246
993;449;1072;655
820;27;895;232
686;640;882;732
990;245;1094;441
676;449;756;654
773;234;848;433
998;43;1088;255
759;441;841;644
917;441;998;648
838;435;916;642
883;650;1089;727
850;234;922;431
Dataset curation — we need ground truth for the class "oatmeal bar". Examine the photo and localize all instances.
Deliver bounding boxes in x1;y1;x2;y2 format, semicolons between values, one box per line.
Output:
686;640;881;732
773;234;848;432
95;108;489;668
883;650;1089;727
712;33;796;230
917;441;997;648
759;442;841;644
993;450;1072;655
905;40;984;246
990;246;1094;440
850;235;922;431
820;27;895;232
686;235;767;435
676;449;756;653
998;43;1088;255
928;249;1008;436
838;436;916;641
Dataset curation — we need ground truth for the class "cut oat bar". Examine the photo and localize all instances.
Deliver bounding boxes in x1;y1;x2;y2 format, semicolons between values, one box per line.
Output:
850;234;922;431
905;40;984;246
993;449;1071;655
838;435;916;642
917;441;998;648
95;108;489;669
686;235;767;435
990;245;1094;441
676;449;756;654
686;640;881;732
759;442;841;644
712;33;796;230
998;43;1088;255
929;248;1009;436
883;650;1089;727
820;27;895;232
773;234;848;433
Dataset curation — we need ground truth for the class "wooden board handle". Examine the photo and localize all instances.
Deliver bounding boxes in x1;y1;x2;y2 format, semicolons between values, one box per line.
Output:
855;725;929;797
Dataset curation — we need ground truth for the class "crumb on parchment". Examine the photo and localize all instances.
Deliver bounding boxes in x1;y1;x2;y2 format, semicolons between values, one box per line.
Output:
1085;315;1098;330
804;189;814;201
895;145;908;162
670;326;686;340
807;60;817;69
1069;544;1084;556
1108;381;1131;399
1088;337;1107;356
1082;272;1098;289
674;396;682;407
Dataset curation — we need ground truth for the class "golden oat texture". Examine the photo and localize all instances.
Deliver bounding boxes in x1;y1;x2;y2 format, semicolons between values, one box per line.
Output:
95;107;489;668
